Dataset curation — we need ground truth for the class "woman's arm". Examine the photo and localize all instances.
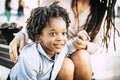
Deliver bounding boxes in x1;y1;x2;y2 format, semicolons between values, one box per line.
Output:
87;24;103;54
9;27;28;63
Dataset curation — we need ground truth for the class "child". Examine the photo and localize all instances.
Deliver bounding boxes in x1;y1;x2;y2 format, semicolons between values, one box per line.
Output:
8;2;89;80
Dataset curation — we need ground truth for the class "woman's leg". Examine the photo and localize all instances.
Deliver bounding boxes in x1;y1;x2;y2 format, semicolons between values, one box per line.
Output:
71;50;92;80
56;57;74;80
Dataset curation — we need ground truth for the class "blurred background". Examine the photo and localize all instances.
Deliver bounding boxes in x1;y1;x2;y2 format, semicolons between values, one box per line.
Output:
0;0;120;80
0;0;43;26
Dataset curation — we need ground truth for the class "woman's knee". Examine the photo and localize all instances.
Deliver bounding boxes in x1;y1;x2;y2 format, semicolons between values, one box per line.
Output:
59;57;74;75
71;50;92;80
63;58;74;71
71;50;91;62
71;49;92;69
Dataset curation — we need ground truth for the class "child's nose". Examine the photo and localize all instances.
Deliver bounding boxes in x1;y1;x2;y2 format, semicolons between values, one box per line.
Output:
56;35;64;40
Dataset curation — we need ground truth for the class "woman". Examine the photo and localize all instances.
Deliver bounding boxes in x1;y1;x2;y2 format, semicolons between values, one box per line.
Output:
9;0;119;79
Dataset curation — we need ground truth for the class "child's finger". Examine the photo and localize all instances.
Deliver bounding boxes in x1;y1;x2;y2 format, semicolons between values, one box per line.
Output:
77;30;90;41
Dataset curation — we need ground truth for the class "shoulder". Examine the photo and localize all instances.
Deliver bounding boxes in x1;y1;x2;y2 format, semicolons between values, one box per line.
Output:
17;43;41;70
21;43;36;54
19;43;40;61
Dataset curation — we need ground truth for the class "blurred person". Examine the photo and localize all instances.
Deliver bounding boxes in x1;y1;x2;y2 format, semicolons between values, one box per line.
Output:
17;0;24;20
9;0;119;79
4;0;12;22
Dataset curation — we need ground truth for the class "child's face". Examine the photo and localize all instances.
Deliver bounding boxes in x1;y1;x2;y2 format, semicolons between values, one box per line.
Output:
38;17;67;56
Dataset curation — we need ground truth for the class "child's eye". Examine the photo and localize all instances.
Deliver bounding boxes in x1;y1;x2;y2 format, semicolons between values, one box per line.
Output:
62;32;67;36
50;32;56;37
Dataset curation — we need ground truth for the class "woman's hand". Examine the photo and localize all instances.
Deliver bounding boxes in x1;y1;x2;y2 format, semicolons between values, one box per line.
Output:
9;32;26;63
77;30;90;41
73;30;90;50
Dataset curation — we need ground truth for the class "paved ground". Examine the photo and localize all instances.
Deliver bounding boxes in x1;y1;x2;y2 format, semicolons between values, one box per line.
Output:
91;19;120;80
91;53;120;80
0;65;10;80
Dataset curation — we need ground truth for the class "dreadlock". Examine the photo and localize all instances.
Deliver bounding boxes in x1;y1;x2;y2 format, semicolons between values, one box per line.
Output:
73;0;120;50
26;1;70;42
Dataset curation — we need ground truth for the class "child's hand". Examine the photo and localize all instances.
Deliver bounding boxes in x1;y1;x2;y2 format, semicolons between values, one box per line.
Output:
73;30;90;50
77;30;90;41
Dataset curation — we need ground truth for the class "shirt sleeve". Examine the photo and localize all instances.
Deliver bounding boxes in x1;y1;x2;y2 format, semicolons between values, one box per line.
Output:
87;23;103;54
87;33;102;54
10;48;39;80
65;37;76;56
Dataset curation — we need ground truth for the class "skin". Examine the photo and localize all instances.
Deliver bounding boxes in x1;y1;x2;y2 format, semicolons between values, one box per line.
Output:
9;32;26;63
37;16;67;58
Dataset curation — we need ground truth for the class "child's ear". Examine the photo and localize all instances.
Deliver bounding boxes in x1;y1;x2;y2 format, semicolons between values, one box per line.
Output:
35;35;42;42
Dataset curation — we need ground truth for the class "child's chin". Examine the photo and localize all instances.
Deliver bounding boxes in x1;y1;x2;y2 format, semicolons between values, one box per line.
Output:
55;50;61;54
55;48;64;54
55;51;60;53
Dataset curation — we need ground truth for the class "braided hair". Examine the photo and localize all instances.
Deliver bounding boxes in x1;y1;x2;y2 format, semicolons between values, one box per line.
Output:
73;0;120;50
26;1;70;42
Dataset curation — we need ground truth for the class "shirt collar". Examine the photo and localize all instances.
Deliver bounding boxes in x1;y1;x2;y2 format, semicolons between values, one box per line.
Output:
36;42;58;61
